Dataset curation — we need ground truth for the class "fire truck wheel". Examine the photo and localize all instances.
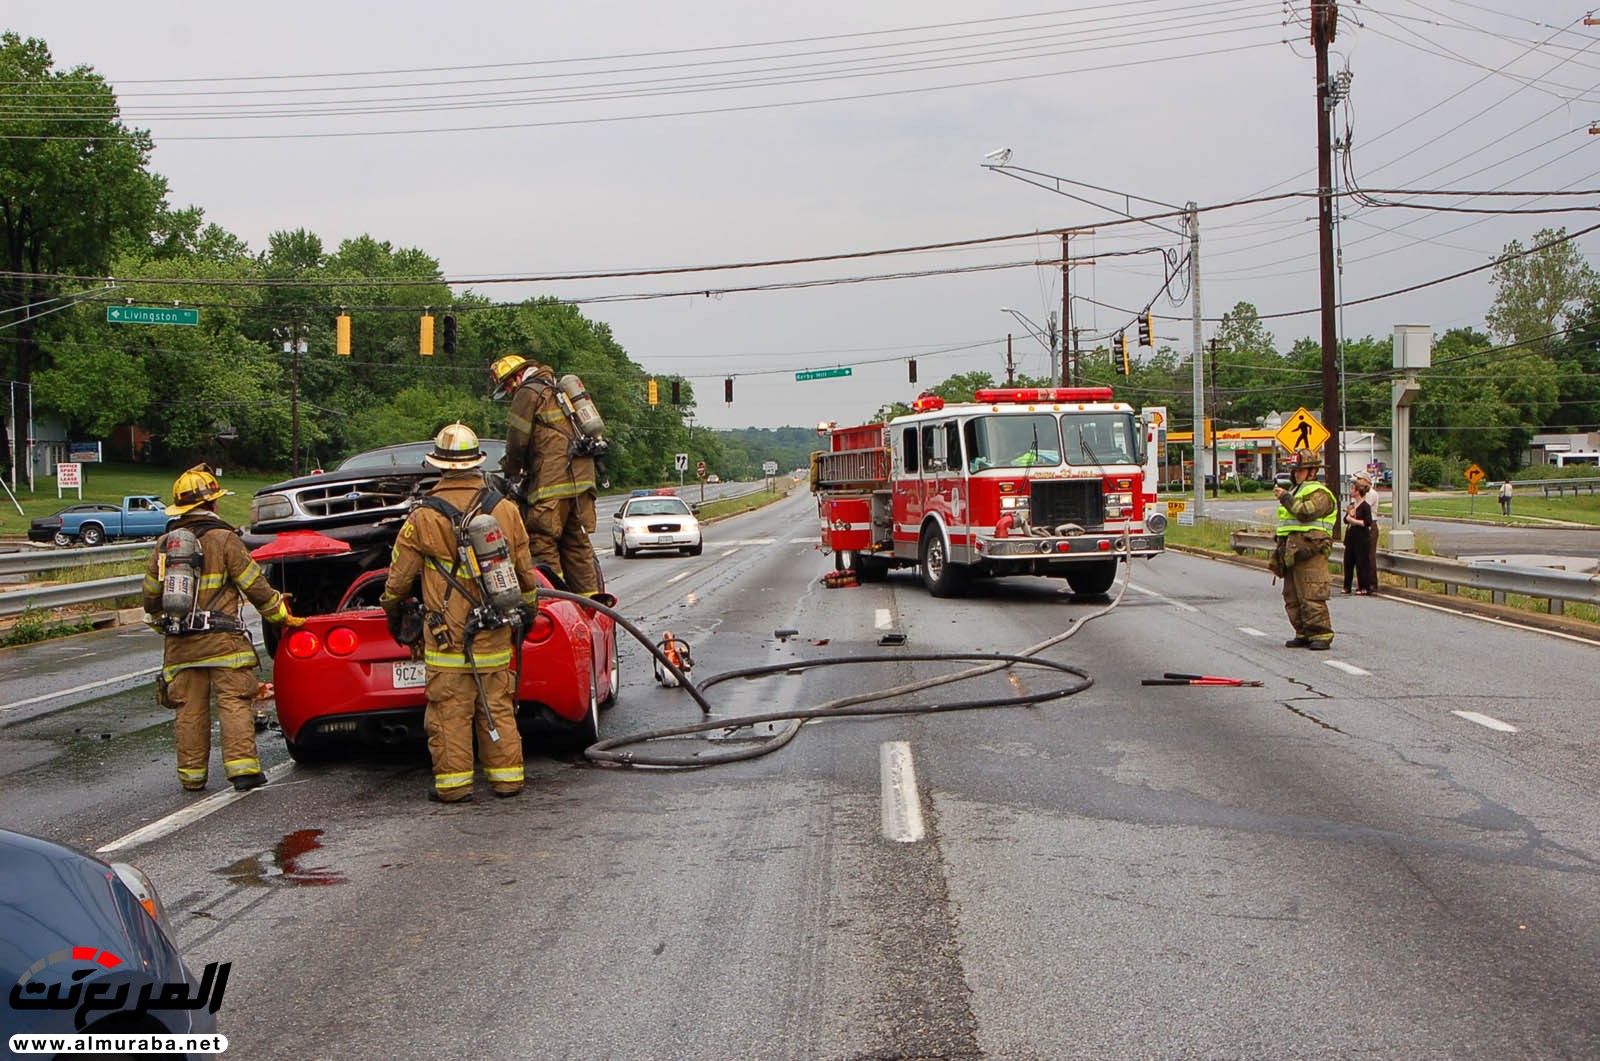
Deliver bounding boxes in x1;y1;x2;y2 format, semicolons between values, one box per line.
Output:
1065;559;1118;596
918;526;967;597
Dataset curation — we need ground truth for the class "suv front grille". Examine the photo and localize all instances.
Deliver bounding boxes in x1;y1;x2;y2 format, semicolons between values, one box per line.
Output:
1030;479;1104;529
294;476;432;519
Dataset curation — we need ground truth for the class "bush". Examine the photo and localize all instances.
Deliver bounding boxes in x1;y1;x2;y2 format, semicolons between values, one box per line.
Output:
1412;453;1445;488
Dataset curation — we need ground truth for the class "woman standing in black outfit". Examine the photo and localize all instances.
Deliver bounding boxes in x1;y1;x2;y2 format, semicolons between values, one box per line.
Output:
1343;477;1378;594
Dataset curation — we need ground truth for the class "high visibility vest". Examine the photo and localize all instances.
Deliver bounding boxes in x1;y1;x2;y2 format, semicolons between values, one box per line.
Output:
1275;481;1337;536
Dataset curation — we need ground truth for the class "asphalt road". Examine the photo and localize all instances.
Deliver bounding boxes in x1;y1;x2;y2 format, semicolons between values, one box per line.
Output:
2;490;1597;1058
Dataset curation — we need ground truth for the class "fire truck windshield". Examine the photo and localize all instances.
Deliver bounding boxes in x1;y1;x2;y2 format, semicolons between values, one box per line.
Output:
1063;412;1139;465
964;412;1139;471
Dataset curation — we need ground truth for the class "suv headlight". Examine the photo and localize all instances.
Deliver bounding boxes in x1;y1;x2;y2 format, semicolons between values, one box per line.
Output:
251;493;294;524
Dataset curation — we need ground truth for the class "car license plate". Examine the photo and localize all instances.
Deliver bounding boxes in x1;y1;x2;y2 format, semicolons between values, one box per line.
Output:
392;661;426;689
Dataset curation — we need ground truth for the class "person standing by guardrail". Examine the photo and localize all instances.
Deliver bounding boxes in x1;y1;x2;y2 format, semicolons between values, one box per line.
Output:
1343;476;1378;595
1499;479;1513;516
1269;449;1338;650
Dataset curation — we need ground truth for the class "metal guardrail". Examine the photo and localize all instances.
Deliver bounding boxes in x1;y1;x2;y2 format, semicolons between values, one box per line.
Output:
0;542;148;576
0;575;144;618
1512;476;1600;498
1230;531;1600;615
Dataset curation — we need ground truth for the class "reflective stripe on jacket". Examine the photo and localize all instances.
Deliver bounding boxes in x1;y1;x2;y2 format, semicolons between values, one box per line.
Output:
1275;481;1338;536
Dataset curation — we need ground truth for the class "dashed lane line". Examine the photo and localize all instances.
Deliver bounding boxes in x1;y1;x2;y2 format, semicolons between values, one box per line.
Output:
879;741;926;844
1452;710;1519;733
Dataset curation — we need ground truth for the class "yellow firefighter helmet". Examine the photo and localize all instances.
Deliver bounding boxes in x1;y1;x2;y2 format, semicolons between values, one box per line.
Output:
488;354;531;397
424;422;486;469
166;464;233;517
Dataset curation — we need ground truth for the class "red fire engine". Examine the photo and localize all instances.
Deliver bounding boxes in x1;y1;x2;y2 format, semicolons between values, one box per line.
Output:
811;386;1167;596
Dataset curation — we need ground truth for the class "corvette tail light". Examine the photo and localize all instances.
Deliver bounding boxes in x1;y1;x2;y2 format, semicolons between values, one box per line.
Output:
525;611;554;645
325;626;359;656
285;629;322;659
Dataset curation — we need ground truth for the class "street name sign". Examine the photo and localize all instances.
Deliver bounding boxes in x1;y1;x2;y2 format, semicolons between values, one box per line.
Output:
107;305;199;326
796;367;853;381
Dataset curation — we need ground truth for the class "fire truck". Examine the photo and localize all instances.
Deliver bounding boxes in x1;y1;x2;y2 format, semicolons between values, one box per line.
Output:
811;386;1167;597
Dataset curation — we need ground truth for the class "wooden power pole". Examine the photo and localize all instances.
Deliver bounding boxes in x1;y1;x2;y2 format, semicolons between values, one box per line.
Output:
1313;0;1343;517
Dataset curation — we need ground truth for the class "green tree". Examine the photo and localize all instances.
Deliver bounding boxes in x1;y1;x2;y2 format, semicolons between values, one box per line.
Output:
0;33;167;385
1485;227;1598;352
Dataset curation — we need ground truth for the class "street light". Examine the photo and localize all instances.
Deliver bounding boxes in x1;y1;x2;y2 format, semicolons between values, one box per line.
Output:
1000;307;1059;386
982;151;1207;518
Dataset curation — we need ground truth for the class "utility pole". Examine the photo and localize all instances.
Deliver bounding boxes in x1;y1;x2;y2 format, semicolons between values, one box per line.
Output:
1313;0;1343;517
1208;338;1221;499
1188;202;1205;519
287;321;304;477
1006;334;1016;384
1061;234;1073;386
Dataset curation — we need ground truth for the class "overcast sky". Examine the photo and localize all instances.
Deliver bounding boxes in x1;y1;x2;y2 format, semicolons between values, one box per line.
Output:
9;1;1598;431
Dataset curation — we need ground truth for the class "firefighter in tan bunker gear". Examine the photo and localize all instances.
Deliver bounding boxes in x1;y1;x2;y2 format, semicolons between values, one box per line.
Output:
379;424;541;803
489;354;600;596
1271;448;1338;650
142;464;303;792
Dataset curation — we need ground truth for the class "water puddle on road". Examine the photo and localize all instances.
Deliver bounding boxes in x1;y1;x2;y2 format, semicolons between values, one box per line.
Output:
216;828;347;887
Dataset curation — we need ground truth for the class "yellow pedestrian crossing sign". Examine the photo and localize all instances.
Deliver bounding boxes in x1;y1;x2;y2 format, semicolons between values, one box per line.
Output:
1275;407;1329;455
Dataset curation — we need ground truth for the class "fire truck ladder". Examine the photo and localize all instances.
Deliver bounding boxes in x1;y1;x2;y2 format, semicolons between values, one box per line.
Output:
814;446;890;491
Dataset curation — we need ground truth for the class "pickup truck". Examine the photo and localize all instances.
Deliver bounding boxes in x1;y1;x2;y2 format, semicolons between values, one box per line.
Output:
29;495;169;546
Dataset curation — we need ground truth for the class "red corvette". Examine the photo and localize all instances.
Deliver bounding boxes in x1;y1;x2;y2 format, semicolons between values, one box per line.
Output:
271;568;618;762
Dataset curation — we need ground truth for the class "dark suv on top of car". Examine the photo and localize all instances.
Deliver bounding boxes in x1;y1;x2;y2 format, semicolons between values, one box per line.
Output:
246;439;508;618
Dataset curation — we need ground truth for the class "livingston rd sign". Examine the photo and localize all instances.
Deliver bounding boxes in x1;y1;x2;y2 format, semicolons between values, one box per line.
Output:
107;305;199;326
796;367;853;382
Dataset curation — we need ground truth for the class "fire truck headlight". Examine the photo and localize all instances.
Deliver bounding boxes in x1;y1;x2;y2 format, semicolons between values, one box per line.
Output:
1146;510;1168;534
1000;496;1029;514
1105;491;1133;518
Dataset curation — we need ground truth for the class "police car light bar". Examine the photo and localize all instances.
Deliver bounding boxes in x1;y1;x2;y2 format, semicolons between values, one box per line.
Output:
973;387;1114;404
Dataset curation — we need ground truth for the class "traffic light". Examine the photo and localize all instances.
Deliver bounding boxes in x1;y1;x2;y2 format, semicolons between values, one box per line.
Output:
671;380;682;404
648;379;659;406
1137;310;1153;347
1117;331;1130;375
419;314;434;357
335;312;351;356
442;314;457;356
724;377;734;403
908;358;918;384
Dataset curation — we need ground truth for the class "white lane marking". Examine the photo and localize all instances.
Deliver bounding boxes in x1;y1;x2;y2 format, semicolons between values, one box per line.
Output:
1323;660;1371;676
1238;627;1268;638
788;538;814;544
719;548;741;558
875;608;892;630
0;666;161;717
97;762;296;854
879;741;926;844
1383;591;1600;647
1452;710;1519;733
666;571;691;585
726;538;777;545
1127;584;1198;613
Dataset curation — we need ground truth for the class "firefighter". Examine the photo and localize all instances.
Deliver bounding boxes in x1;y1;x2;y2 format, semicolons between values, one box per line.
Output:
489;354;601;597
1270;448;1338;650
379;423;541;803
142;464;303;792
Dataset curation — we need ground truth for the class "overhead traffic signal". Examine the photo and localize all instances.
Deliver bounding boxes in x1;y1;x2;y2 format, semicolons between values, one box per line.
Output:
442;314;458;356
335;312;351;356
724;377;734;403
648;379;659;406
420;314;435;357
908;358;918;384
1137;310;1153;347
1116;331;1130;375
671;379;682;404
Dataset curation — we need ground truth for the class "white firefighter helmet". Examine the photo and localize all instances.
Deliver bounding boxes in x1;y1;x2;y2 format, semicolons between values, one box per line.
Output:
424;422;486;469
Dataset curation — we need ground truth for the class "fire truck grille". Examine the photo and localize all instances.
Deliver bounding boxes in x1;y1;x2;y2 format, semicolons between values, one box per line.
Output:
1030;480;1104;529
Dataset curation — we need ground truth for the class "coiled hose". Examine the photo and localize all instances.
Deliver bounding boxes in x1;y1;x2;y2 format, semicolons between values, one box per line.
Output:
538;549;1134;770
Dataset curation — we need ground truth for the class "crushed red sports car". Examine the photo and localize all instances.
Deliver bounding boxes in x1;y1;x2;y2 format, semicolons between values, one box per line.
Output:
247;440;618;761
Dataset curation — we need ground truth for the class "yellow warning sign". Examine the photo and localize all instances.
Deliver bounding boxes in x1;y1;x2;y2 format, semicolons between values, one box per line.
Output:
1464;463;1485;484
1275;407;1329;455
